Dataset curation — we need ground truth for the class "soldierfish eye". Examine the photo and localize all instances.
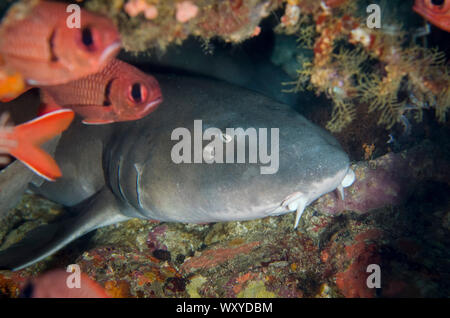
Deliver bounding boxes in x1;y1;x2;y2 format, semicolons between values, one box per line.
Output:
82;28;93;46
431;0;444;6
128;83;148;104
19;283;34;298
427;0;448;11
78;26;98;52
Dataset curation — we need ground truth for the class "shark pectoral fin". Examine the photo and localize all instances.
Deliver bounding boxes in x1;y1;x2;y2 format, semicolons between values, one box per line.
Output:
0;219;65;271
0;187;130;271
293;198;307;229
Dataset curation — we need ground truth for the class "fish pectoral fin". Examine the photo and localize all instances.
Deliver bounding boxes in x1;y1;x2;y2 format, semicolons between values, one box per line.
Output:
8;109;74;181
0;187;131;271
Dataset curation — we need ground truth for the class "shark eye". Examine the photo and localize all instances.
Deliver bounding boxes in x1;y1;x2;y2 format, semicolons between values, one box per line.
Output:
426;0;449;11
128;83;148;104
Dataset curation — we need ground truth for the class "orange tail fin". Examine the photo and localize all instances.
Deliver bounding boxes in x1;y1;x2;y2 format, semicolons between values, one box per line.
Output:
7;109;75;181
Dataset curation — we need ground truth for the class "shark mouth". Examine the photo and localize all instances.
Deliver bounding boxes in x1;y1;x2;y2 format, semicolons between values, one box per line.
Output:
269;167;356;229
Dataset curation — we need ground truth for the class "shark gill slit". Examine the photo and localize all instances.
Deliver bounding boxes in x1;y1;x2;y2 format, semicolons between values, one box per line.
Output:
116;157;127;202
134;164;145;210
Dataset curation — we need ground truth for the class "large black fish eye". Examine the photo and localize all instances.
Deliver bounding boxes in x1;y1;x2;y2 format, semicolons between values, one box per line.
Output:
129;83;144;103
128;83;148;104
81;27;94;49
19;283;34;298
131;83;142;102
431;0;445;6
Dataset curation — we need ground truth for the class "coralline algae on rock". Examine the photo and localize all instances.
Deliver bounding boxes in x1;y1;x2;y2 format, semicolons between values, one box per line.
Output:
85;0;279;51
1;175;449;298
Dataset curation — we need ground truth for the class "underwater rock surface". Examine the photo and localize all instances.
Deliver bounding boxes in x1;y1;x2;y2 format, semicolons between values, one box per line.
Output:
0;0;449;298
0;138;449;298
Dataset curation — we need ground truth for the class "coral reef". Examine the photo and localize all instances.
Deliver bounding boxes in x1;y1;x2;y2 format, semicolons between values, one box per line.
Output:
314;141;450;215
277;0;450;132
84;0;280;51
0;194;64;251
6;0;443;133
1;138;449;298
0;0;449;299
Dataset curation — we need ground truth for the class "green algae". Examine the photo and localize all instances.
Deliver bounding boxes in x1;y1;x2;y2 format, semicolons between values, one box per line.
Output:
186;275;207;298
237;280;276;298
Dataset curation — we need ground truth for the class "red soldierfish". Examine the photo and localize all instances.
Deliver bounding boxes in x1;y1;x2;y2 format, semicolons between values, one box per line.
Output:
0;109;74;181
40;59;163;124
0;1;121;86
21;269;109;298
413;0;450;32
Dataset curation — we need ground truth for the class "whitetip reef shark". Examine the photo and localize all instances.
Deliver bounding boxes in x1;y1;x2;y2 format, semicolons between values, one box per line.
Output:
0;75;355;270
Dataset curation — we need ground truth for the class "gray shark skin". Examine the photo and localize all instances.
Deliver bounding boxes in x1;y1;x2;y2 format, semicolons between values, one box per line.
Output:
0;75;354;270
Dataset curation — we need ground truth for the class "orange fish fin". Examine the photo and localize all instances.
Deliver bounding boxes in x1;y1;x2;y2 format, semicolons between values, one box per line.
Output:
13;109;74;145
0;74;29;102
9;140;62;181
8;109;75;181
